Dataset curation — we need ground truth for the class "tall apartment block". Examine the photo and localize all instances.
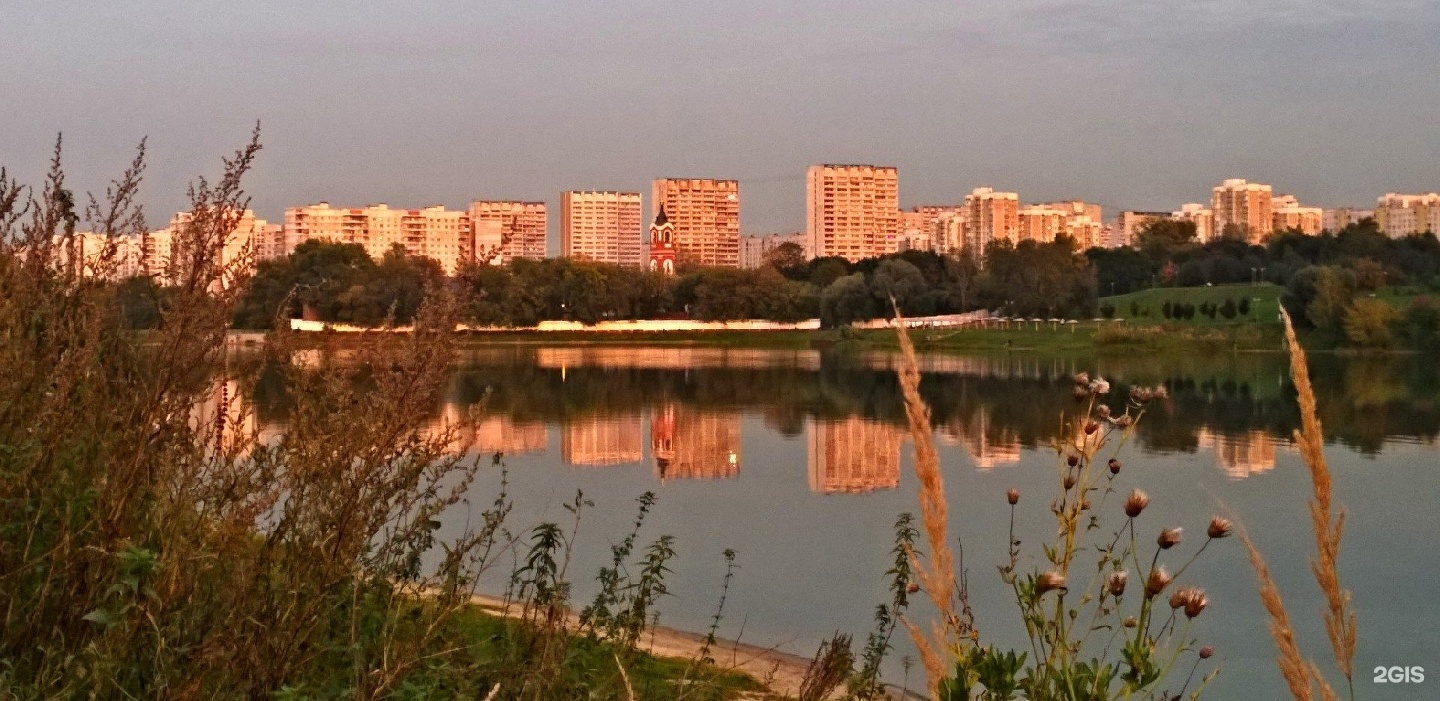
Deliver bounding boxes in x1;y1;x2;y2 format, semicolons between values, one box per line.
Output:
281;202;471;273
1172;203;1215;243
805;164;899;262
1375;193;1440;237
1271;195;1323;235
1211;179;1274;243
560;191;643;266
963;187;1019;253
651;178;740;267
468;200;547;263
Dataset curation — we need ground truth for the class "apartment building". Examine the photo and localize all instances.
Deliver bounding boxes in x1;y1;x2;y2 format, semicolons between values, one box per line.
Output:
468;200;547;263
1114;211;1172;247
964;187;1019;253
1016;204;1066;243
1375;193;1440;237
651;178;740;267
1271;195;1323;236
901;205;967;254
1211;179;1274;243
805;164;899;262
739;232;806;269
281;202;471;273
1172;203;1215;243
560;191;643;266
1322;207;1374;232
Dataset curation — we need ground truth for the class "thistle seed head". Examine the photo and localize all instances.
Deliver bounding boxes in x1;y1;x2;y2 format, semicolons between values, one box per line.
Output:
1145;567;1173;598
1207;516;1233;539
1124;489;1150;518
1157;527;1183;550
1006;488;1020;505
1106;570;1128;597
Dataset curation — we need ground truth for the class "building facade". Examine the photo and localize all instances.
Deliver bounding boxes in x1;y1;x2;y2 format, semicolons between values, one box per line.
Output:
805;164;899;262
1271;195;1323;236
281;202;471;273
1375;193;1440;237
739;232;806;269
1172;203;1215;243
1211;179;1274;243
963;187;1019;253
651;178;740;267
651;404;741;481
1322;207;1375;232
561;191;643;266
468;200;547;263
1114;211;1172;248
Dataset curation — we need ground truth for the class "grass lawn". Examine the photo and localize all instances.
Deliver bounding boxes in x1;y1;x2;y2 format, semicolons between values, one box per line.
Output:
1100;283;1283;325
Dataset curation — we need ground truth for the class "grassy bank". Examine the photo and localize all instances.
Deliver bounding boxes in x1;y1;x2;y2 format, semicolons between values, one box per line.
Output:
1100;282;1284;325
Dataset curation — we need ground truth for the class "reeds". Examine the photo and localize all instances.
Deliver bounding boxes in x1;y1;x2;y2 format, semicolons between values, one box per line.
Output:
892;312;971;695
1241;309;1357;701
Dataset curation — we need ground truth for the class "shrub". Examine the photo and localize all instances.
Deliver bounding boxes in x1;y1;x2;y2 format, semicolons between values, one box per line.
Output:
1342;298;1401;348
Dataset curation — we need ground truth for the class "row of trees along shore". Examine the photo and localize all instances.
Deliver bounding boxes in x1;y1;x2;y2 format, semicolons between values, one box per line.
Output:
215;217;1440;339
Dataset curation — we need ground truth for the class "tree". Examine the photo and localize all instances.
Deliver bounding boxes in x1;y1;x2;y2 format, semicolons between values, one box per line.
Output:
1403;296;1440;350
820;273;877;328
1219;298;1238;319
1343;298;1401;348
1306;267;1358;332
870;259;927;314
763;241;807;278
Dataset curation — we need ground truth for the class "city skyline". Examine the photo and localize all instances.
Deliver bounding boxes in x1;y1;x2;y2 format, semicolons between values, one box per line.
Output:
4;2;1437;250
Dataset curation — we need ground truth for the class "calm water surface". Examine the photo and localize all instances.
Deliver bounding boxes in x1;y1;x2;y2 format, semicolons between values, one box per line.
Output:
251;345;1440;698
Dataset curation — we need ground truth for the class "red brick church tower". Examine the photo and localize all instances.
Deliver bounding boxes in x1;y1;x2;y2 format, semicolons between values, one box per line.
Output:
648;206;676;275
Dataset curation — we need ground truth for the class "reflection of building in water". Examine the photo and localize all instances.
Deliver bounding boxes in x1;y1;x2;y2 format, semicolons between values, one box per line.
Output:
807;416;903;494
192;379;257;457
562;415;644;466
940;409;1021;470
650;404;741;480
1197;428;1280;479
475;415;548;456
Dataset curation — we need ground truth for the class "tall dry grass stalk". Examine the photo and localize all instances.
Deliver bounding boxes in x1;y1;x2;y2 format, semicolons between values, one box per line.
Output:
1241;309;1356;701
892;313;972;695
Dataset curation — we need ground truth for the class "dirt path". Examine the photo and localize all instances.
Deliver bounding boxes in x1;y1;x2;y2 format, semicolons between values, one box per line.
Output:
469;593;817;697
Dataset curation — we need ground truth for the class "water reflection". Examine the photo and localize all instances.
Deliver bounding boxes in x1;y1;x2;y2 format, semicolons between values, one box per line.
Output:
806;416;904;494
244;346;1440;486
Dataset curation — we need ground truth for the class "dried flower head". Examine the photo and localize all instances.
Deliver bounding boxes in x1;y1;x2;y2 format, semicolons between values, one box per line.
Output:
1169;588;1190;610
1089;378;1111;395
1145;566;1173;598
1006;488;1020;505
1183;589;1209;619
1206;516;1233;539
1096;404;1112;419
1063;474;1077;490
1199;645;1214;659
1079;497;1092;512
1108;458;1122;474
1073;372;1090;386
1036;571;1067;595
906;582;921;594
1113;414;1134;428
1123;616;1138;628
1073;385;1089;400
1084;421;1099;435
1153;385;1168;400
1124;489;1150;518
1157;527;1183;549
1106;570;1128;597
1067;454;1080;467
1130;387;1154;403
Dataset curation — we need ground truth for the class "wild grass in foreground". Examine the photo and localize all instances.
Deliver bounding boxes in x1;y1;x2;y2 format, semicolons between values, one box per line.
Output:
0;135;765;700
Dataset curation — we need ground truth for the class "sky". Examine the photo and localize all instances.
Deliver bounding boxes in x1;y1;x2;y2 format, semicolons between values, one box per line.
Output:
3;0;1438;245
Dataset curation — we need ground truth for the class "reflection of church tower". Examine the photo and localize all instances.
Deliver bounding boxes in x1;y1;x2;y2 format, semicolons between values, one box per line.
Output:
651;404;741;481
648;206;676;275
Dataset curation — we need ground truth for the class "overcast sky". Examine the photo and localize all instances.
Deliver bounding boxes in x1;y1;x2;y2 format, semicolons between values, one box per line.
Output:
3;0;1438;243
